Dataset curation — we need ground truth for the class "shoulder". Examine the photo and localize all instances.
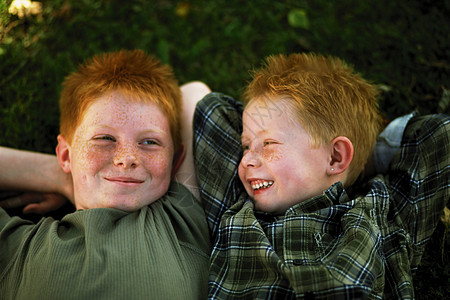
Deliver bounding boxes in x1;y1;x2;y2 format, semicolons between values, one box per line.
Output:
161;181;204;214
398;113;450;175
157;181;210;251
159;182;208;232
405;114;450;136
403;113;449;144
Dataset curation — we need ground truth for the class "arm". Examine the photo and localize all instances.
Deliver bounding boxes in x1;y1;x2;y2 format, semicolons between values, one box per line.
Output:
173;81;212;200
0;147;73;213
0;146;72;197
387;113;449;267
363;112;416;178
193;92;246;236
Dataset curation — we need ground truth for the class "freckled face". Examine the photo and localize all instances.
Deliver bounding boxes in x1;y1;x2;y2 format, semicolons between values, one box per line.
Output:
238;98;333;214
66;92;174;211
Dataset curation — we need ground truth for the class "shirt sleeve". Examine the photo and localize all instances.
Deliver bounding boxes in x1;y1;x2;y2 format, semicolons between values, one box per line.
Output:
193;92;246;238
373;112;416;174
0;208;36;276
386;113;450;268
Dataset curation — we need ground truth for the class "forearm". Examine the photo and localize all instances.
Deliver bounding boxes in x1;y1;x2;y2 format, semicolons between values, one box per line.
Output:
0;146;72;199
193;93;246;233
174;82;211;199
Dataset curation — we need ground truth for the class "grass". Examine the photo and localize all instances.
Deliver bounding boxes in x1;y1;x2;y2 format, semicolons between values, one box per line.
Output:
1;0;449;297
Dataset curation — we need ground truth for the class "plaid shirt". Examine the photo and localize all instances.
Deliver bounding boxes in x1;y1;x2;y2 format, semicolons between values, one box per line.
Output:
194;93;449;299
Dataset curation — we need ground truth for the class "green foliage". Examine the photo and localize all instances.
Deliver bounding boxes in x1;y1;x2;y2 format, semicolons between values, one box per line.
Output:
287;9;309;29
0;0;449;295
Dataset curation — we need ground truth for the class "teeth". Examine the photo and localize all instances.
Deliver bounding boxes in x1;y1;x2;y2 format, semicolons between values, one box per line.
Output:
251;180;273;190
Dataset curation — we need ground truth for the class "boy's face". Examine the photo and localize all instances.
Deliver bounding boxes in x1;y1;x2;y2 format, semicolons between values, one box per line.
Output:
58;91;174;212
238;98;334;215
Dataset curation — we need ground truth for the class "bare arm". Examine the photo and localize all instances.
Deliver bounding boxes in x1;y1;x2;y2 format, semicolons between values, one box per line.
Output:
175;81;211;199
0;146;73;200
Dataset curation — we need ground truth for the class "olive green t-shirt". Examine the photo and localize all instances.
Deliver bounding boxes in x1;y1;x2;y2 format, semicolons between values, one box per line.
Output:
0;182;210;299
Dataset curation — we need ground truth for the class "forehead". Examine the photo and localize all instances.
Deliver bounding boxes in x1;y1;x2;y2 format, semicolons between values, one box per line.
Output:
243;97;298;131
80;92;171;132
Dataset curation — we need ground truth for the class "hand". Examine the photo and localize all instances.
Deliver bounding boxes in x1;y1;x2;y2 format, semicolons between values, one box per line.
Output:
0;192;69;215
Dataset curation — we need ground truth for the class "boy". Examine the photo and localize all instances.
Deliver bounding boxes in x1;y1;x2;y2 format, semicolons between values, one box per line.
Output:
193;53;449;298
0;50;210;299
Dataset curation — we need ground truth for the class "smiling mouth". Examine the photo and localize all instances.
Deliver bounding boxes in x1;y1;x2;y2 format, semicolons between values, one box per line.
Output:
250;180;274;191
105;177;144;184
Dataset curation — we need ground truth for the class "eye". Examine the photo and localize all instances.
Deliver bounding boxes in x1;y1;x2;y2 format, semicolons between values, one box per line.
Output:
93;135;116;142
263;141;275;146
140;139;159;146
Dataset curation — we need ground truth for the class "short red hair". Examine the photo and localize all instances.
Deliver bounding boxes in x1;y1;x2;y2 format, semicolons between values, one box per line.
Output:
243;53;383;185
59;49;182;151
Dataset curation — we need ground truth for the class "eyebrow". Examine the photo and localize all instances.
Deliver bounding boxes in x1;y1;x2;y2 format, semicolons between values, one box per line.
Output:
91;124;168;135
241;128;270;141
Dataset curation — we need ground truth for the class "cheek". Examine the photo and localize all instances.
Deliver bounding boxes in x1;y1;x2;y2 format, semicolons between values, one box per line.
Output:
261;147;282;162
143;152;172;177
238;163;255;195
86;147;111;162
72;143;111;174
238;163;245;182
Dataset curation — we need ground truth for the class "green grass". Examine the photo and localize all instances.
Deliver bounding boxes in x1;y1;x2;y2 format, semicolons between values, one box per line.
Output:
1;0;449;297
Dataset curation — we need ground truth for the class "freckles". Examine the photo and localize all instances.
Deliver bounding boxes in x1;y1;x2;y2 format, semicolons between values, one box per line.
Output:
143;152;171;174
262;148;282;162
72;139;110;174
85;145;111;164
123;194;139;207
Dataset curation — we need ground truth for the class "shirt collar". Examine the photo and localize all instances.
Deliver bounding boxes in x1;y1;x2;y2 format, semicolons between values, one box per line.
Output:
285;181;349;215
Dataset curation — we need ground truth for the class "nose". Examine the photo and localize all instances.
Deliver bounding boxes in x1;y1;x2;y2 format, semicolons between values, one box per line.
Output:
241;149;261;168
113;144;139;168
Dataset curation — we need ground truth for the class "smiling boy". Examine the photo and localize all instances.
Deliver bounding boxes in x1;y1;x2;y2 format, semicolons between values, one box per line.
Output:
239;98;351;214
0;50;210;299
57;92;175;211
194;53;449;298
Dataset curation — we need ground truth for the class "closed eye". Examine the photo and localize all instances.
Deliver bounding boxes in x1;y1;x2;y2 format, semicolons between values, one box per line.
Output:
93;135;116;142
263;141;277;146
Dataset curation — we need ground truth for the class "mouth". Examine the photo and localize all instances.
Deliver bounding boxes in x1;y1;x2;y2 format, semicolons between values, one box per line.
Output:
249;179;274;191
105;177;144;185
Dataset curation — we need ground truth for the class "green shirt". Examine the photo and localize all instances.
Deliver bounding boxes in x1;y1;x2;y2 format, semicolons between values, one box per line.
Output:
0;182;210;299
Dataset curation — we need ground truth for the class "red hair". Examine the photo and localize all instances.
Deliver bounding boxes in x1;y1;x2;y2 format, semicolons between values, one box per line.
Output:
59;49;182;151
243;53;383;185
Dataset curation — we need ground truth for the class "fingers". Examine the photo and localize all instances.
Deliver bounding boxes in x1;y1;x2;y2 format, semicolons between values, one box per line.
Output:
0;193;42;209
0;192;68;215
22;194;68;215
0;196;24;208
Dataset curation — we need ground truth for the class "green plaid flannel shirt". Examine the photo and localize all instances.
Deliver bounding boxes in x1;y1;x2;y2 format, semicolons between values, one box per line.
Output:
193;93;449;299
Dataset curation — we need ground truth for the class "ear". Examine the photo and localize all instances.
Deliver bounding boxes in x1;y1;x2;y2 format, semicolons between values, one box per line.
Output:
56;134;72;174
171;143;186;177
327;136;354;175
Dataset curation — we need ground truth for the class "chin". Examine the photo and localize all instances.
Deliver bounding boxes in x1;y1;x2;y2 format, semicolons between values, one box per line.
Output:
104;198;149;212
110;203;146;212
254;201;281;215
